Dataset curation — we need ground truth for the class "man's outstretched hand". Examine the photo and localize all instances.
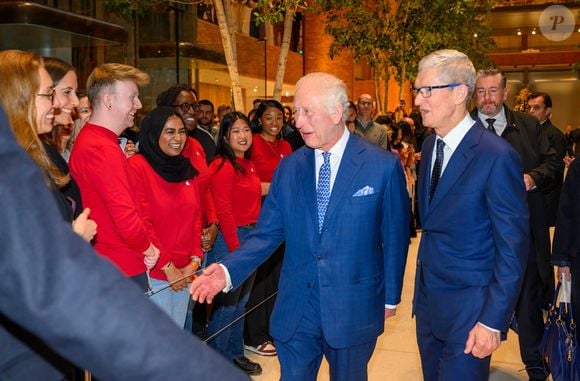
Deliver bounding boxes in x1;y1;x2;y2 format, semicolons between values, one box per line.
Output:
189;263;227;304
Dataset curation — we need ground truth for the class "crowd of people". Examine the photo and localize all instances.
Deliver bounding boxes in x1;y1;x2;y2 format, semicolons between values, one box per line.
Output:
1;46;580;381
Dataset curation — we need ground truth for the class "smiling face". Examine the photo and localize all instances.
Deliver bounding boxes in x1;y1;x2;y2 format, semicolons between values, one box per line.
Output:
53;70;79;125
76;96;92;126
260;106;284;141
357;94;374;120
228;118;252;157
158;115;187;157
35;66;60;134
110;80;142;129
174;90;198;130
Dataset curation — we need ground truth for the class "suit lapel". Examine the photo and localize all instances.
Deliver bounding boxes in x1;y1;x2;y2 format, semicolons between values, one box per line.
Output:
322;135;363;229
298;148;319;231
428;125;483;211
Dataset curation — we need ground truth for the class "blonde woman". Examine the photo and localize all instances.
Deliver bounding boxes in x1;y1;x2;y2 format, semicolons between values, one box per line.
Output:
0;50;96;242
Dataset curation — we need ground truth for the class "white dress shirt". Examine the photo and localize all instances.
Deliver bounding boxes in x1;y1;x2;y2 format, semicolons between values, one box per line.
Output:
478;106;507;136
314;126;350;193
430;113;475;179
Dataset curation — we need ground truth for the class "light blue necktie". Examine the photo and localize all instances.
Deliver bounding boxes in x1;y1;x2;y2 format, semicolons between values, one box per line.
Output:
317;152;331;233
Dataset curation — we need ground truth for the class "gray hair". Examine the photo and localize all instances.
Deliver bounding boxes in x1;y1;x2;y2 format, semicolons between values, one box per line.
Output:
295;72;350;122
418;49;476;104
476;68;507;89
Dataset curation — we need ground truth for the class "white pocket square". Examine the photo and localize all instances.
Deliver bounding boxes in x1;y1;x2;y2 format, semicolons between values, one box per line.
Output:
353;185;375;197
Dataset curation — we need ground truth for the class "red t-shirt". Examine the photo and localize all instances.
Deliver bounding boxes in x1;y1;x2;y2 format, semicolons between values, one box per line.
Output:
69;123;151;276
209;157;261;252
250;134;292;182
128;155;203;281
182;137;218;225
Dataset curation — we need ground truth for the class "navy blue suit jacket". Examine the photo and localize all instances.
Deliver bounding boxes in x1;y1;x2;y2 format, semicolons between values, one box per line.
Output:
222;132;410;348
413;121;529;343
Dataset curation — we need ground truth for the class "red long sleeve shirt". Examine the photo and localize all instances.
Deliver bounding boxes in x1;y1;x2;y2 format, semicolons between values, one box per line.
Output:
250;134;292;182
69;123;151;276
128;155;203;281
182;136;218;225
209;157;261;252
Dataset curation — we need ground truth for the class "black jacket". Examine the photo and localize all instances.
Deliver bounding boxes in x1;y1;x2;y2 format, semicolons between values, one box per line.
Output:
541;119;567;226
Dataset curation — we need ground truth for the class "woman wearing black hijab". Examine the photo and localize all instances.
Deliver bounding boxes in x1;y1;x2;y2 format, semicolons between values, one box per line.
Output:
128;106;203;327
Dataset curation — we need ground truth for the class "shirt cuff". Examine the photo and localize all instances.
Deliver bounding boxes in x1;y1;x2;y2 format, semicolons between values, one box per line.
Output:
477;321;499;333
219;264;233;293
385;304;397;309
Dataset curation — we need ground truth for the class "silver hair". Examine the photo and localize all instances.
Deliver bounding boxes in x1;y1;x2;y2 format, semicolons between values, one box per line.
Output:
295;72;350;122
476;68;507;88
418;49;476;104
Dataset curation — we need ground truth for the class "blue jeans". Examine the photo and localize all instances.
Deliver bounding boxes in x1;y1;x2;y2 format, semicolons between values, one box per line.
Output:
149;277;190;328
206;227;256;360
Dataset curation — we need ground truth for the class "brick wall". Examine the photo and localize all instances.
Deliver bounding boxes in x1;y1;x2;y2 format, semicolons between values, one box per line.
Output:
303;13;354;95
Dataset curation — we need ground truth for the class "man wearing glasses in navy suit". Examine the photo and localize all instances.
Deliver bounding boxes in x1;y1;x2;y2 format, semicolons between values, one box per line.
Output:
412;50;529;381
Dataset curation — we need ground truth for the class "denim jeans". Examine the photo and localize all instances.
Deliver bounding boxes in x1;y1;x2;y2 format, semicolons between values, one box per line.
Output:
206;226;256;360
149;277;190;328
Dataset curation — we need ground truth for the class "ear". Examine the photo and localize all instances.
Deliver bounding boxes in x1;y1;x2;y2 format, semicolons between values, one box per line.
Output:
503;86;509;101
102;92;112;110
454;85;469;106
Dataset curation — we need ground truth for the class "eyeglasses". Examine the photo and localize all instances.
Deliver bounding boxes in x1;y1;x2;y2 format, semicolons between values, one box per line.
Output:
37;87;56;104
172;103;200;112
410;83;463;98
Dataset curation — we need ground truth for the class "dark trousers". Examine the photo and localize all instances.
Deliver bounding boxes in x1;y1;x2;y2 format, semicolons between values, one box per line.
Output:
414;272;491;381
515;256;550;379
244;243;284;346
416;313;490;381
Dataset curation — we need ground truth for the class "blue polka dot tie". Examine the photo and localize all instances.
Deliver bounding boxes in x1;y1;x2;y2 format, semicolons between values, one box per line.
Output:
317;152;331;233
429;139;445;203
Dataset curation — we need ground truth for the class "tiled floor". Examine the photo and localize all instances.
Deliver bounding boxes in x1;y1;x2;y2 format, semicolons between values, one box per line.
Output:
245;233;529;380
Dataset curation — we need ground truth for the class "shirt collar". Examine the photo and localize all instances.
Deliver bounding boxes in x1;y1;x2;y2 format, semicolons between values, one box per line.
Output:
315;127;349;160
356;118;374;130
438;113;475;152
478;105;507;128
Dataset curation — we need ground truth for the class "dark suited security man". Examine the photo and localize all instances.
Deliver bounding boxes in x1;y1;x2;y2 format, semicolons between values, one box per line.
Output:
471;69;562;381
191;72;410;381
413;49;529;381
0;105;248;381
527;91;568;226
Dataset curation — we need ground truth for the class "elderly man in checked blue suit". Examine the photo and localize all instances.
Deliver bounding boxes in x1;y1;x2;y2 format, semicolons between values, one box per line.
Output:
412;49;530;381
191;72;410;381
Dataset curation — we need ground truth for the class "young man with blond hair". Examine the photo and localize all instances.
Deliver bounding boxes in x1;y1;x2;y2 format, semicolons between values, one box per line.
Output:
70;63;159;291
